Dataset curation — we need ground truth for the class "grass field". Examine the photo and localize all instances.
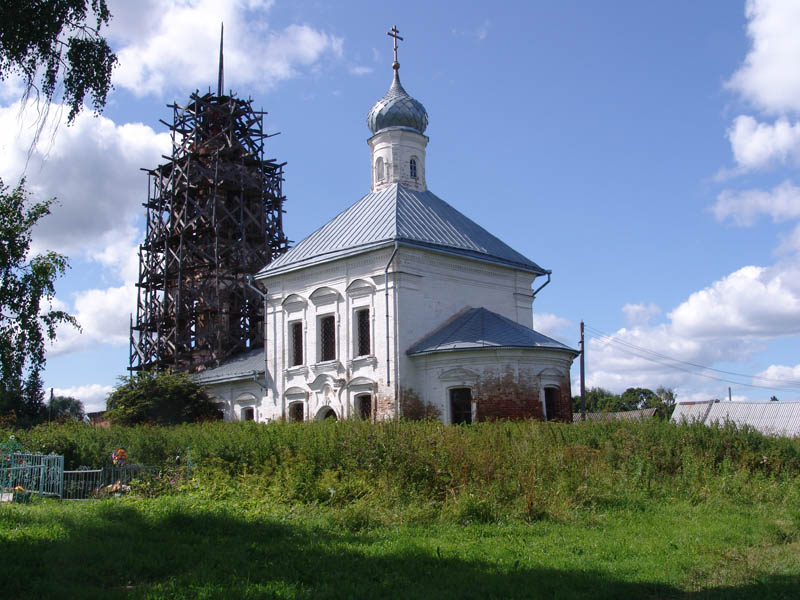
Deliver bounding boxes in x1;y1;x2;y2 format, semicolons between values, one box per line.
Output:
2;420;800;598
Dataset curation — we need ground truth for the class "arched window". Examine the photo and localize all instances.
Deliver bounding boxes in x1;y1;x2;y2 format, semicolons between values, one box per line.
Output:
375;157;385;181
409;157;417;178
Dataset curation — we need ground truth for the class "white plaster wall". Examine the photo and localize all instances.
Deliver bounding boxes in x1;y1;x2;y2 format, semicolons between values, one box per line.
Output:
411;349;575;423
258;247;398;421
393;246;539;393
203;379;268;422
368;128;428;192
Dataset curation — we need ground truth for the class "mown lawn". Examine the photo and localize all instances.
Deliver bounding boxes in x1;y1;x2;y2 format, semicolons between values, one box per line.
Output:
2;494;799;599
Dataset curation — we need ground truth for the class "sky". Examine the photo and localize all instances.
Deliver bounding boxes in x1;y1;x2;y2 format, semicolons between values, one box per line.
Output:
2;0;800;413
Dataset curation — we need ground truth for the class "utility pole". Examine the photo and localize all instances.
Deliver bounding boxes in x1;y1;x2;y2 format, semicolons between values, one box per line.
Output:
728;386;732;402
580;321;586;420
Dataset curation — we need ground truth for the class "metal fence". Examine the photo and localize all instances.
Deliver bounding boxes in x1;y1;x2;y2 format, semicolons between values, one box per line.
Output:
0;453;64;500
62;465;155;500
2;452;155;501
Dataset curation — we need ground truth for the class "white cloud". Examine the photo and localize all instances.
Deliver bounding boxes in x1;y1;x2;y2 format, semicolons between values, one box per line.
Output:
349;66;373;76
0;100;167;356
621;302;661;327
580;257;800;398
0;101;169;260
533;312;573;341
108;0;342;97
50;284;137;356
727;115;800;170
669;263;800;338
712;180;800;226
756;362;800;383
777;223;800;254
53;384;114;414
727;0;800;115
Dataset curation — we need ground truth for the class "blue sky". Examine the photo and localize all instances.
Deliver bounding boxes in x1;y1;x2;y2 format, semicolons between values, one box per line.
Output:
2;0;800;412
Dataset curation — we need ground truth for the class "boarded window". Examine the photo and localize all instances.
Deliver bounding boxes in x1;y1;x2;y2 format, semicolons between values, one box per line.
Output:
450;388;472;425
356;394;372;420
356;309;370;356
289;321;303;366
544;387;559;421
242;407;255;421
320;315;336;362
289;402;304;422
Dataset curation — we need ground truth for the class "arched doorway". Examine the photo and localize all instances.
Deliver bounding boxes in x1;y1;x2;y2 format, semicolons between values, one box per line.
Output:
288;402;304;422
355;394;372;421
315;406;337;421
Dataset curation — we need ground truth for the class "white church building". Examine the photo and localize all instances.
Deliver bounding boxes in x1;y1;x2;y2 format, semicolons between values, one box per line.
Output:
194;37;578;424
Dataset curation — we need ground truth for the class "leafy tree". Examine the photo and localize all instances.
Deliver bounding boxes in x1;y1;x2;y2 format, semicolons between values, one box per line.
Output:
770;395;779;402
620;387;657;410
0;179;77;427
49;395;85;421
0;1;117;123
572;387;621;413
106;371;223;426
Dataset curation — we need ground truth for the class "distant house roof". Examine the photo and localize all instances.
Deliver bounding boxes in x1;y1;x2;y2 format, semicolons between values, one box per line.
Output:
191;348;264;385
672;400;800;438
258;183;546;277
407;307;578;356
573;408;658;423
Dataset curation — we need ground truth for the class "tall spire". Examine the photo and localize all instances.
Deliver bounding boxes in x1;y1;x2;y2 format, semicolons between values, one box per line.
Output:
217;23;224;97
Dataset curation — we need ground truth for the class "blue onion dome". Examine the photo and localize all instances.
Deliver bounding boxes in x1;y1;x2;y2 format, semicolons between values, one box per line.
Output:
367;70;428;135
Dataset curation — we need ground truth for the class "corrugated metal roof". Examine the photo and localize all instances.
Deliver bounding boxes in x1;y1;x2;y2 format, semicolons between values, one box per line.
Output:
407;307;578;356
671;400;800;437
670;401;716;424
705;401;800;437
573;408;658;423
258;184;546;277
191;348;264;384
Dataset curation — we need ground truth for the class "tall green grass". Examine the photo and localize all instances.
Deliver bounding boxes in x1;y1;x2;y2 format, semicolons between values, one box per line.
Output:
6;419;800;522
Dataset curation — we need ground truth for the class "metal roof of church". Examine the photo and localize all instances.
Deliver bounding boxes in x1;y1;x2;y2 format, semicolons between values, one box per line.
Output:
191;347;264;384
258;184;546;277
407;307;578;356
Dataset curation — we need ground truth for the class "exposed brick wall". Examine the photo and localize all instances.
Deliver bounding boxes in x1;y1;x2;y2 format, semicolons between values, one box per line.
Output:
554;374;573;422
473;368;544;422
375;393;395;421
399;386;441;420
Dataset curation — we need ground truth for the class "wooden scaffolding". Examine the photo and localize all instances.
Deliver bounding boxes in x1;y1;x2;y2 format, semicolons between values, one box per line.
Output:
129;90;288;372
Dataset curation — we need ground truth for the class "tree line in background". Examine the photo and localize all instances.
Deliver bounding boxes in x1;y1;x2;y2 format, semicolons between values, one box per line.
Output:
573;386;677;417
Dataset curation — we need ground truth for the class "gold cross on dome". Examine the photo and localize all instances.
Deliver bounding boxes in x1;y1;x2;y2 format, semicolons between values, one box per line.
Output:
387;25;403;69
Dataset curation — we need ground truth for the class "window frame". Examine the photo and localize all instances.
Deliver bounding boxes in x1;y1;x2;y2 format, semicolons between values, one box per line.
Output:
410;157;417;178
318;314;337;362
354;308;371;358
288;320;304;367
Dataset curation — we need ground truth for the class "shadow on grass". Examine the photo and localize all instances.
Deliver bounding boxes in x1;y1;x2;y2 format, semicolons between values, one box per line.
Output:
2;500;798;600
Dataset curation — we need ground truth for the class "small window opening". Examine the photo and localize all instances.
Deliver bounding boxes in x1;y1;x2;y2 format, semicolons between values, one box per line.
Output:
241;407;255;421
356;308;370;357
289;321;303;366
450;388;472;425
356;394;372;421
319;315;336;362
289;402;304;422
410;157;417;178
544;387;559;421
375;157;385;181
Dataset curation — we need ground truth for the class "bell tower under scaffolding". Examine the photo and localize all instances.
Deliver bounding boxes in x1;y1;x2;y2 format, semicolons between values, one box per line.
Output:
129;27;288;372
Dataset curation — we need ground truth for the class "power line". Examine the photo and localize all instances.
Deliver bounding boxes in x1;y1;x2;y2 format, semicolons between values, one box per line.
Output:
584;324;800;392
